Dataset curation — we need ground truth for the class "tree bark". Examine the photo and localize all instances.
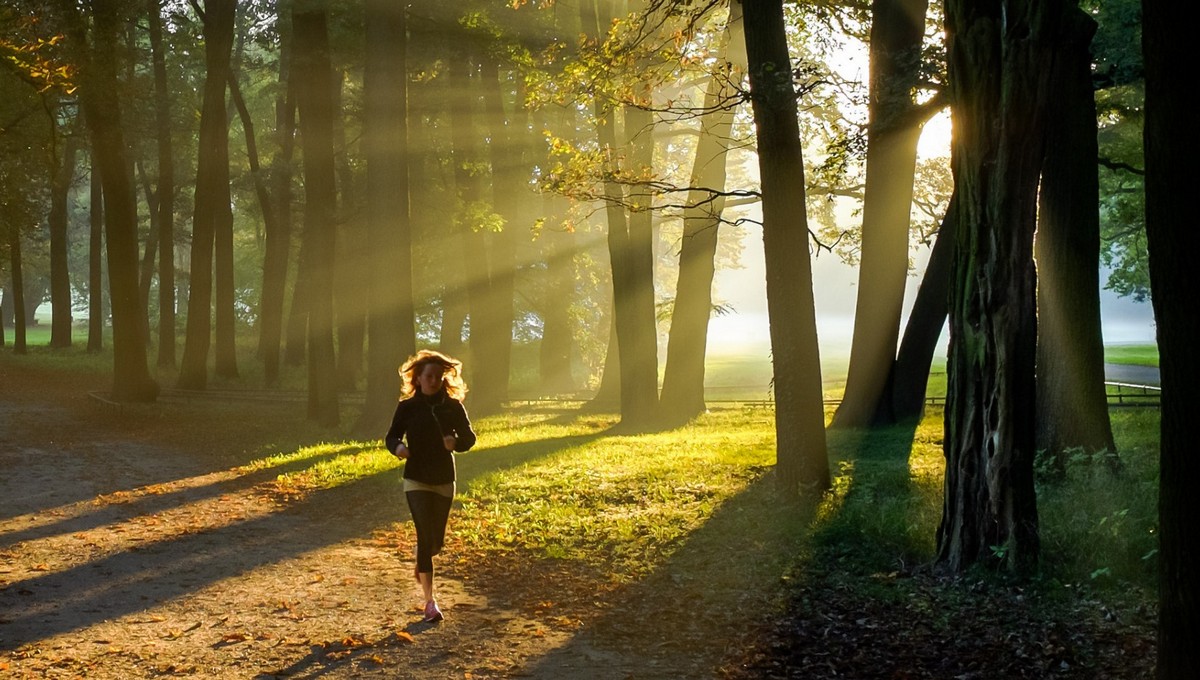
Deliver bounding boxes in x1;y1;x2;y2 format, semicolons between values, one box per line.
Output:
480;56;522;413
293;7;340;426
178;0;237;390
832;0;929;429
67;0;158;401
259;5;295;385
49;127;80;348
1034;6;1115;468
882;196;956;422
148;0;176;368
1141;2;1200;675
361;0;416;432
741;0;830;495
660;62;737;425
88;158;104;352
210;3;238;380
936;0;1056;574
6;226;26;354
332;69;366;392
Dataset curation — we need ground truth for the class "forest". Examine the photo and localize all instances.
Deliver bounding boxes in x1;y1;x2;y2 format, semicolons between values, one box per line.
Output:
1;0;1195;678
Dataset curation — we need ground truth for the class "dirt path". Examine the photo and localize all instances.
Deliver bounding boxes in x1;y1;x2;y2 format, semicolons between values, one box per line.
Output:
0;364;713;679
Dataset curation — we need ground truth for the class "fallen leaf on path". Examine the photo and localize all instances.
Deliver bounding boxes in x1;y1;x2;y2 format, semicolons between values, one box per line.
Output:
395;631;415;643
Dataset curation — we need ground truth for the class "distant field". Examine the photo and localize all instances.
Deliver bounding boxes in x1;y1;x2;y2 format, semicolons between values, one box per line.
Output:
1104;343;1159;367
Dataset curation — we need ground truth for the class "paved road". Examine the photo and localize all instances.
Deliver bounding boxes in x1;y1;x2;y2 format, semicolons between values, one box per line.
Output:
1104;363;1161;386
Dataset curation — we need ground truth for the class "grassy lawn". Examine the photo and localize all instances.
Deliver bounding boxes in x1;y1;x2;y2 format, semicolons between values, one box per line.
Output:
1104;343;1159;367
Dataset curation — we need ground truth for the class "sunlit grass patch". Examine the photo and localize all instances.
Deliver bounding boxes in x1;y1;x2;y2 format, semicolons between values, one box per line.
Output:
246;441;394;500
454;405;777;582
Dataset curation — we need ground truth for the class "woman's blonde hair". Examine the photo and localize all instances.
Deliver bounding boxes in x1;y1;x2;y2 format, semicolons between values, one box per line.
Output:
399;349;468;400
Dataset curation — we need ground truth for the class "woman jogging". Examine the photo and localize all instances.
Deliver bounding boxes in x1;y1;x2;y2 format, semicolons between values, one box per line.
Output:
385;349;477;623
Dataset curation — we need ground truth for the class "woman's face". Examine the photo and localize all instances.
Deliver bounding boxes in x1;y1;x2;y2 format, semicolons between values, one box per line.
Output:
416;362;445;396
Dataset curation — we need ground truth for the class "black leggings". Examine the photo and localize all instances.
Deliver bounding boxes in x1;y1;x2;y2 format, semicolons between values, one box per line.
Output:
407;490;453;574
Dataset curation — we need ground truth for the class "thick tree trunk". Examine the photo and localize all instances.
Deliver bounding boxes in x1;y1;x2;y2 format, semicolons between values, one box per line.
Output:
88;160;104;352
741;0;830;495
178;0;236;390
660;63;737;424
832;0;929;429
936;0;1056;574
210;2;238;380
361;0;416;432
148;0;176;368
1034;7;1115;468
1141;3;1200;676
69;1;158;401
259;6;295;385
49;130;80;348
293;7;340;426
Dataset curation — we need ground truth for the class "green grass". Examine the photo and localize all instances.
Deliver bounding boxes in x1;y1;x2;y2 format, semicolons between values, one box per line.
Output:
1104;343;1159;367
3;340;1160;599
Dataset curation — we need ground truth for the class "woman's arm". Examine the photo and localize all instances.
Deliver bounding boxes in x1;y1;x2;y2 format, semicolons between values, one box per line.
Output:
384;401;409;455
450;402;477;452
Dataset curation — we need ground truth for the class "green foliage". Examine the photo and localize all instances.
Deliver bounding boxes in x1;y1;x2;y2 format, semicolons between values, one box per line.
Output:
1036;410;1158;588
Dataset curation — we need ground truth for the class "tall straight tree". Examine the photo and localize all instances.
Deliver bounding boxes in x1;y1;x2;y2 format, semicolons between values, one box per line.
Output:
210;2;238;379
61;0;158;401
1141;1;1199;675
1033;4;1115;467
479;56;522;415
832;0;930;428
258;4;296;386
292;6;339;426
48;118;80;348
147;0;176;368
936;0;1057;574
87;159;103;352
660;55;738;425
584;0;659;428
740;0;830;495
361;0;416;432
178;0;236;390
5;221;26;354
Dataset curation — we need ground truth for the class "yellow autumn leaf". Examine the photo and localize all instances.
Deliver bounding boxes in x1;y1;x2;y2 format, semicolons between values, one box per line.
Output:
395;631;415;643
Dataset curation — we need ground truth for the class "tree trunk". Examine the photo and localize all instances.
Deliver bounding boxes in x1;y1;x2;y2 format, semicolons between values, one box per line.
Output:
1034;6;1115;469
832;0;929;429
178;0;236;390
136;162;159;343
936;0;1056;574
660;60;737;425
88;159;104;352
332;70;366;392
7;227;27;354
293;7;340;426
148;0;176;368
882;196;956;422
68;0;158;401
537;163;578;395
259;5;295;385
361;0;416;432
741;0;830;495
1141;3;1200;676
49;128;81;348
480;57;522;413
210;2;238;380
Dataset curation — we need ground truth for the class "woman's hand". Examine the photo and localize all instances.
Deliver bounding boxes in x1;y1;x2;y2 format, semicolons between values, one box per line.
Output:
442;434;456;451
394;444;410;459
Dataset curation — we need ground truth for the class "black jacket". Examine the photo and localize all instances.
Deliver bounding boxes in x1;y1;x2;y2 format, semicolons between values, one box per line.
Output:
384;390;476;485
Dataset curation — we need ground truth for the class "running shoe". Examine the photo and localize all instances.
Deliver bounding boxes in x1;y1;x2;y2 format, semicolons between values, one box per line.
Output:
423;599;444;623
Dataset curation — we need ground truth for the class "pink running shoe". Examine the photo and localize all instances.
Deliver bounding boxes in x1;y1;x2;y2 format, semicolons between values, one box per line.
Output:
423;599;444;623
